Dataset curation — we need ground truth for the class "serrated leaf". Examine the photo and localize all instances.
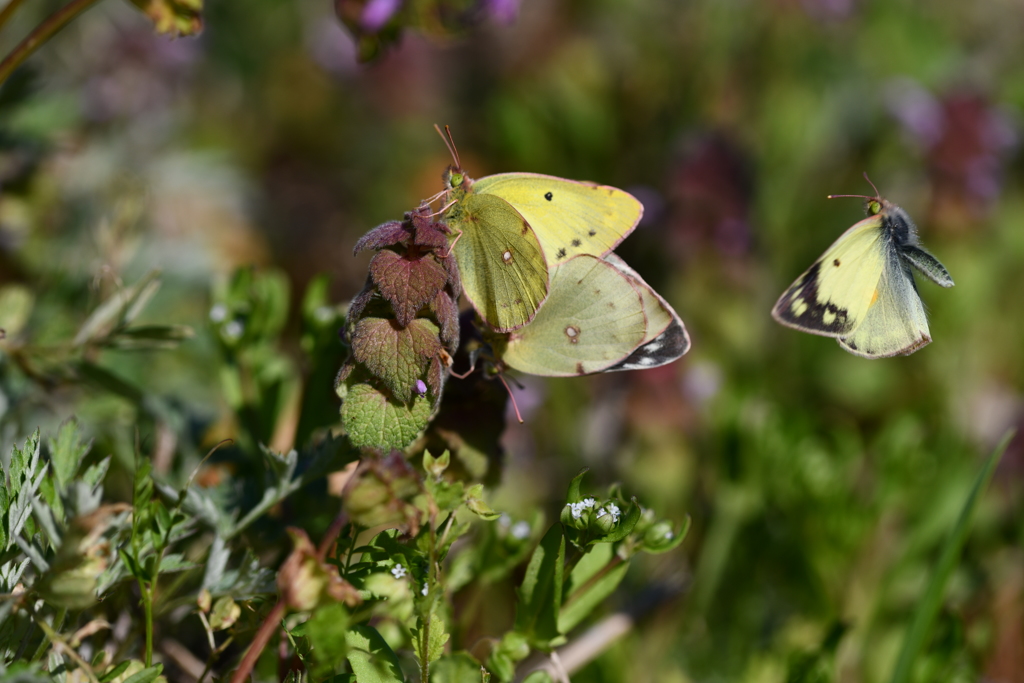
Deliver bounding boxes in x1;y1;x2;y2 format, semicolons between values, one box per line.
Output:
47;420;91;493
351;317;440;402
341;382;432;450
441;253;461;298
345;625;406;683
127;0;202;36
369;250;447;327
412;613;448;670
514;523;565;646
354;220;410;255
411;218;449;251
430;290;460;350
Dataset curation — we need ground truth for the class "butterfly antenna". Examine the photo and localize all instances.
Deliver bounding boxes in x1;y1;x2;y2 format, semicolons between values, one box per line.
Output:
827;193;876;201
434;124;461;169
862;172;882;198
449;359;477;379
498;373;525;424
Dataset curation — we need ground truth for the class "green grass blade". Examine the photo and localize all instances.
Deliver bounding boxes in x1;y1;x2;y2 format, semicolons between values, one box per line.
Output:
888;429;1015;683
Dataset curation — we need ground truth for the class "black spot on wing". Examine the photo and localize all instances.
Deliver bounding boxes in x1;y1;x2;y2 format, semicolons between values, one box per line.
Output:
556;248;567;259
773;261;852;335
544;192;553;201
588;229;596;236
575;362;586;375
520;219;530;235
571;239;581;247
833;259;840;267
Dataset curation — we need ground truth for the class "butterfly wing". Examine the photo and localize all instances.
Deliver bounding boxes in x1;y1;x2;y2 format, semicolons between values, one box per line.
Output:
836;255;931;358
602;253;690;371
448;192;550;332
772;215;886;339
473;173;643;266
498;254;647;376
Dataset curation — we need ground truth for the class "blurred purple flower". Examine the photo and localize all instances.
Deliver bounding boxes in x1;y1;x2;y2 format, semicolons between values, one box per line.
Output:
414;379;428;395
361;0;402;32
885;78;943;148
484;0;519;24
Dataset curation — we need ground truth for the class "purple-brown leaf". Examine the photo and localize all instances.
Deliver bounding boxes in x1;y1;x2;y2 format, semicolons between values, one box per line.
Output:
369;250;447;327
351;317;441;402
441;250;461;298
431;290;460;351
353;220;411;255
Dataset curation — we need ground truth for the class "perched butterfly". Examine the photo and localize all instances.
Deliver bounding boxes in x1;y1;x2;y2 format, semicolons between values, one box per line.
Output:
772;181;954;358
493;253;689;376
436;125;643;332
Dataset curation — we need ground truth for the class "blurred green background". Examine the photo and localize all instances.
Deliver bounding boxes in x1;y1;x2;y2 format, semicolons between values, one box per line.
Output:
1;0;1023;680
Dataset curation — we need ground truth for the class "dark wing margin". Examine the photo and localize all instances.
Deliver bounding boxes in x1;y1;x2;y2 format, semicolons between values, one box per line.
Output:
771;261;856;337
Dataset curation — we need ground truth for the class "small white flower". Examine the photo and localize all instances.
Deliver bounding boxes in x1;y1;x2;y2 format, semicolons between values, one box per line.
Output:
314;306;334;322
607;503;621;523
499;513;512;528
391;565;407;579
209;304;227;322
224;320;244;339
581;498;596;509
421;584;428;596
664;530;674;540
510;521;531;540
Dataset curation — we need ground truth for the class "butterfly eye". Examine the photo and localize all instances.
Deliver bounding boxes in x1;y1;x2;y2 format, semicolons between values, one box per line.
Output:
867;200;882;215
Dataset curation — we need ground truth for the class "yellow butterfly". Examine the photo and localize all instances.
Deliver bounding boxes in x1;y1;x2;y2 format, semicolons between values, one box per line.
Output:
772;183;954;358
495;253;690;376
436;126;643;333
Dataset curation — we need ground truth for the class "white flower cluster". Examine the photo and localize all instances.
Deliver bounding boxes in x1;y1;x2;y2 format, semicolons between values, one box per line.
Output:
566;497;597;520
391;564;407;579
595;503;621;524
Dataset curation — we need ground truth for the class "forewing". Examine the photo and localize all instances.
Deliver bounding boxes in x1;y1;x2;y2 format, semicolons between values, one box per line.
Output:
500;255;647;376
772;216;885;338
837;256;931;358
450;192;550;332
474;173;643;265
602;253;690;371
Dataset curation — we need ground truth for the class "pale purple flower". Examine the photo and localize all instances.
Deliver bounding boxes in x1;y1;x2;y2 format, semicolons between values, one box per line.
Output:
361;0;403;32
414;379;427;395
484;0;519;23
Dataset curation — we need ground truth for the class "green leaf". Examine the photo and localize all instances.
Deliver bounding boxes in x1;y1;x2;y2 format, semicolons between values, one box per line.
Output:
351;317;441;402
431;653;485;683
47;420;91;493
307;602;350;678
888;431;1013;683
345;625;407;683
558;543;628;634
74;271;161;346
106;324;194;349
121;664;163;683
370;249;448;327
566;469;589;503
514;523;565;647
412;612;449;673
98;662;131;683
639;515;691;555
341;382;433;450
521;672;553;683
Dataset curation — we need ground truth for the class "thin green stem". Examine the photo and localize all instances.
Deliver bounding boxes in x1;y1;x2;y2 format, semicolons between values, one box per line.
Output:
0;0;106;87
29;607;67;662
0;0;28;35
142;583;154;666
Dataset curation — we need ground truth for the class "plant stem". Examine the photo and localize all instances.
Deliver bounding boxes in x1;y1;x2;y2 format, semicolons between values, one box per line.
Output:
0;0;27;35
142;583;154;666
0;0;106;87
